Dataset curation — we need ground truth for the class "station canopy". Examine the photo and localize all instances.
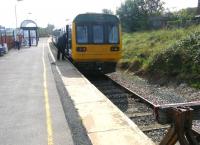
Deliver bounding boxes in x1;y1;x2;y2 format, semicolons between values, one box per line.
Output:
20;20;39;46
20;20;37;28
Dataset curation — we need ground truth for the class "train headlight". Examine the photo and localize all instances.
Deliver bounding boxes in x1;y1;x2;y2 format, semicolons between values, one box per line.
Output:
76;47;87;52
111;47;120;51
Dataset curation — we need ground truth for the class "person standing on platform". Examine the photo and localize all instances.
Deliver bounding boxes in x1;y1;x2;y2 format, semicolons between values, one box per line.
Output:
57;33;67;60
56;36;62;60
16;36;20;50
61;33;67;60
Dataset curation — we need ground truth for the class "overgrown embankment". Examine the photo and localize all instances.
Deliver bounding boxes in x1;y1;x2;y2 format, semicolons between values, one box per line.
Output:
119;25;200;88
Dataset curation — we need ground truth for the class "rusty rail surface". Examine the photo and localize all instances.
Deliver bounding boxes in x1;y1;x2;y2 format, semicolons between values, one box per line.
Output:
155;102;200;124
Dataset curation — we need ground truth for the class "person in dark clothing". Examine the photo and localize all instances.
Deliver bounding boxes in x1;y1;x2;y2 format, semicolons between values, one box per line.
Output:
15;39;20;50
57;33;67;60
15;35;22;50
17;41;20;50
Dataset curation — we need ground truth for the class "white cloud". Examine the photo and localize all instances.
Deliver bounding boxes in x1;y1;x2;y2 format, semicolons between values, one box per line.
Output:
0;0;198;28
164;0;197;11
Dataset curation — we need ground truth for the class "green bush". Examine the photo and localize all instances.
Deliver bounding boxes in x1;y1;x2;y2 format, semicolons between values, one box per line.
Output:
149;32;200;87
120;25;200;88
128;58;143;72
117;59;131;70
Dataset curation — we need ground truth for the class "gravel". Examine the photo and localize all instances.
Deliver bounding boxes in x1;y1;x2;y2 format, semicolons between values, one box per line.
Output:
193;120;200;130
107;71;200;131
145;129;167;143
107;71;200;105
131;115;156;126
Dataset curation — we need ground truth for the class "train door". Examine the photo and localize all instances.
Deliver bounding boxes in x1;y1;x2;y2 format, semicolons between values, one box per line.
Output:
66;25;72;57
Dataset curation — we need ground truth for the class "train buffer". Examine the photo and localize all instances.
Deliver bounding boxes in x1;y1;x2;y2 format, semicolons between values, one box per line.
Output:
155;102;200;145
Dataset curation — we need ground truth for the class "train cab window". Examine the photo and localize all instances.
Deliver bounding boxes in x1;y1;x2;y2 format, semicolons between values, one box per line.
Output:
77;25;88;43
108;25;119;44
93;25;104;43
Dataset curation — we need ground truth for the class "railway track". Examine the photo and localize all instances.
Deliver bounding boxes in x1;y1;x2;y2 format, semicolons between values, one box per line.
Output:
83;73;200;145
84;74;170;144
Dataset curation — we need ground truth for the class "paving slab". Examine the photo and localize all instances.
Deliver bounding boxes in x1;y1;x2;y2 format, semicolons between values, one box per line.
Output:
89;128;153;145
0;38;74;145
66;85;106;104
49;43;155;145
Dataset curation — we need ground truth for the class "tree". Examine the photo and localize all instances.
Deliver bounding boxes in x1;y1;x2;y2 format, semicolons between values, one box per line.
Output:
197;0;200;14
116;0;147;31
175;8;196;20
116;0;164;32
144;0;164;16
38;24;55;37
102;9;114;14
46;24;55;35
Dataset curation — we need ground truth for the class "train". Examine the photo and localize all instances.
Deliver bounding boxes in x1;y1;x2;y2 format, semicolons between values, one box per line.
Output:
53;13;122;73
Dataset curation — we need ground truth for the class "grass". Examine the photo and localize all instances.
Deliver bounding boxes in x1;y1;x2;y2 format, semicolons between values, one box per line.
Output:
119;25;200;88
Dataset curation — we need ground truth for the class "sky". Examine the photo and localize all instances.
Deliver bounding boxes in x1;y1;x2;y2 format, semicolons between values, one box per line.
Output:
0;0;198;28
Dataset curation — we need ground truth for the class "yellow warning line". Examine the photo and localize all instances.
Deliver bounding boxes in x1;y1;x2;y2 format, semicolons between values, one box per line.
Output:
42;43;54;145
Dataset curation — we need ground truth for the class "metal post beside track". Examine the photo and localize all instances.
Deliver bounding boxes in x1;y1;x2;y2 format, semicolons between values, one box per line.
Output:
155;103;200;145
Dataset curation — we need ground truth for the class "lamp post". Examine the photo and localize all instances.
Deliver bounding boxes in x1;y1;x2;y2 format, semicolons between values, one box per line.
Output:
15;0;23;29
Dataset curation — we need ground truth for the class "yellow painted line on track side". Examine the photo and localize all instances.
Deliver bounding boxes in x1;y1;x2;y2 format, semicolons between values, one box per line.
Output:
43;43;54;145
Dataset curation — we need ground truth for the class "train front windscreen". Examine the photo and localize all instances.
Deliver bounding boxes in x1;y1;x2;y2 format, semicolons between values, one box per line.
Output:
76;24;119;44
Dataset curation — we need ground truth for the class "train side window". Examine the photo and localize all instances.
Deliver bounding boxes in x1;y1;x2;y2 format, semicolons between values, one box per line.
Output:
77;25;88;43
93;25;103;43
108;25;119;44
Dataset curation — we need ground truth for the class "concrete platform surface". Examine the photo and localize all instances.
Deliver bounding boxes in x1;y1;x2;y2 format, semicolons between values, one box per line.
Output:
49;41;155;145
0;38;74;145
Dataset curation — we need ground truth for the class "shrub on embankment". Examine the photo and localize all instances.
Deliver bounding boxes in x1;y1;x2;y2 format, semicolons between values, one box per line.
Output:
119;25;200;88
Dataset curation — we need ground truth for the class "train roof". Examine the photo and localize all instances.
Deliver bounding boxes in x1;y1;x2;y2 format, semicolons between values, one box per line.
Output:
73;13;120;23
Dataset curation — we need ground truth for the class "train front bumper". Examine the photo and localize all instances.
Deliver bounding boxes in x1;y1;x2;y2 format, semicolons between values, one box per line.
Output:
74;61;117;74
